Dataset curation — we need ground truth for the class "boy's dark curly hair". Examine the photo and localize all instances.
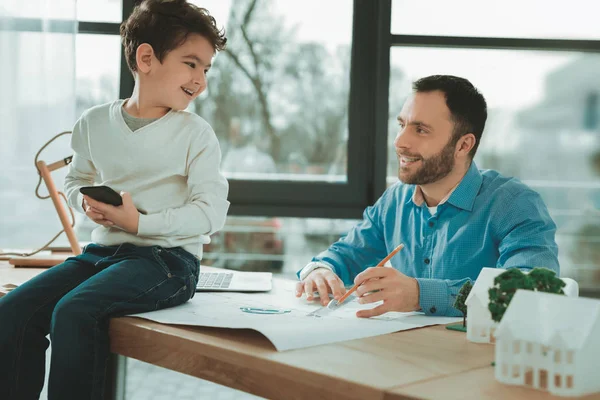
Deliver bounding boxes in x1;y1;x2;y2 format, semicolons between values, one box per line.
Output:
120;0;227;74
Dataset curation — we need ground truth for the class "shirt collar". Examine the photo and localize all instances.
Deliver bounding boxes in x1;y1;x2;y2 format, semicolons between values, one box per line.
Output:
409;161;483;212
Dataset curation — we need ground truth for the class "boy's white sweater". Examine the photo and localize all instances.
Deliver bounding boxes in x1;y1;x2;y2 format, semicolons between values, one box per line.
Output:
64;100;230;258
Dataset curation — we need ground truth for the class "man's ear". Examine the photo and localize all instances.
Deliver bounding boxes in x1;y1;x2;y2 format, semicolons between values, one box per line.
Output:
136;43;155;74
456;133;476;158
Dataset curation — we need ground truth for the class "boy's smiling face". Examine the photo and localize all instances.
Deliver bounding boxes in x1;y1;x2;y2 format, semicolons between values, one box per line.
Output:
139;33;214;111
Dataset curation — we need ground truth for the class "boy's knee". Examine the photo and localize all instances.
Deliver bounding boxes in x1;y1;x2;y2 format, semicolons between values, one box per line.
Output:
0;300;21;341
51;297;94;335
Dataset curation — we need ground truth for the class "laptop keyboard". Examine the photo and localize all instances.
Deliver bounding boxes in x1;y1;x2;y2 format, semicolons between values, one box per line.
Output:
196;272;234;289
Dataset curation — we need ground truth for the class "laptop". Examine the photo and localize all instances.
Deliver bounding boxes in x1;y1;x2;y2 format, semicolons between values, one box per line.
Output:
195;270;272;292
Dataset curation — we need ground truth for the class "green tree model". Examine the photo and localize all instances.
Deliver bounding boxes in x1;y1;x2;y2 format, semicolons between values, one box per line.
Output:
453;281;473;328
528;268;566;293
488;267;565;323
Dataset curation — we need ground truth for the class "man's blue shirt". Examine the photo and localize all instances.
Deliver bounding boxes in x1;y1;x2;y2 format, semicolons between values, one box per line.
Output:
303;162;559;317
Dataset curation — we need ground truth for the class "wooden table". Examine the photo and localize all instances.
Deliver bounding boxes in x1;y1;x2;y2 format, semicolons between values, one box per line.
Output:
1;261;598;400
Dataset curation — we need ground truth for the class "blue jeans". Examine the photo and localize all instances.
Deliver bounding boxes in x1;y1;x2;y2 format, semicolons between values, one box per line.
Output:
0;243;199;400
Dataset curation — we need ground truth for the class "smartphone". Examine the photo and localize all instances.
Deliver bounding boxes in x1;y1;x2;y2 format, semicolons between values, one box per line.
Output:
79;186;147;214
80;185;122;206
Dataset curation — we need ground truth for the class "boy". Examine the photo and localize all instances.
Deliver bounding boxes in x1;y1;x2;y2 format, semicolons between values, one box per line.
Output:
0;1;229;399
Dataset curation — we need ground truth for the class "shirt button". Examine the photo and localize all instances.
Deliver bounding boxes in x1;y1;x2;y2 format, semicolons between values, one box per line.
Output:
430;306;437;314
428;221;434;227
424;258;430;264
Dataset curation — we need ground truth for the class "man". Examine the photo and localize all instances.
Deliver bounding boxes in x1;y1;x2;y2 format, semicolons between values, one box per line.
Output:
295;75;559;318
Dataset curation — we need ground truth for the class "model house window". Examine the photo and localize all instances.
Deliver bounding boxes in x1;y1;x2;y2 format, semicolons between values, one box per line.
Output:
566;350;574;364
526;342;533;354
539;369;549;389
554;350;562;363
512;364;521;378
513;340;521;354
525;366;534;386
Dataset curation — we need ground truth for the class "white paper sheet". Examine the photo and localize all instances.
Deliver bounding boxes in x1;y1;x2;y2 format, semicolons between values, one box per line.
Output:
129;278;461;351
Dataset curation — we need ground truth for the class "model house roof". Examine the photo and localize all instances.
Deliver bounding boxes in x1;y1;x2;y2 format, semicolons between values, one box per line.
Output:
495;290;600;350
465;268;579;308
465;267;505;306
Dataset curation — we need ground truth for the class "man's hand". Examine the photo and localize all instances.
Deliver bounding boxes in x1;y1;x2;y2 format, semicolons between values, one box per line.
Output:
82;192;140;234
295;268;346;306
353;267;420;318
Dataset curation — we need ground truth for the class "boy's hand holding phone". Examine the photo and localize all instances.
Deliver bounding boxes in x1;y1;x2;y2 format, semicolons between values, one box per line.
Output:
82;197;114;228
82;192;140;234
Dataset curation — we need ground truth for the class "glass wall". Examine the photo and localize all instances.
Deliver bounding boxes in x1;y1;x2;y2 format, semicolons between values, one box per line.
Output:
0;3;121;250
389;0;600;290
0;0;77;250
189;0;352;182
202;216;360;277
391;0;600;40
387;49;600;288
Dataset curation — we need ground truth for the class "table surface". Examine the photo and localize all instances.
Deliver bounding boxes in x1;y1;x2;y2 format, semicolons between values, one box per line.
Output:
1;261;598;400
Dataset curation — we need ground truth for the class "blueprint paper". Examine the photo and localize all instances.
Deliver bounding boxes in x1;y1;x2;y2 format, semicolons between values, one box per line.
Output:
129;278;460;351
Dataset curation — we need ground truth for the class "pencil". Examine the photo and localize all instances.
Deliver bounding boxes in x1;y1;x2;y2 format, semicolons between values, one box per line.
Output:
336;243;405;304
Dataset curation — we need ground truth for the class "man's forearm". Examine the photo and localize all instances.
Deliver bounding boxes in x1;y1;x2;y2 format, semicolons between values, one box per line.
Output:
415;277;470;317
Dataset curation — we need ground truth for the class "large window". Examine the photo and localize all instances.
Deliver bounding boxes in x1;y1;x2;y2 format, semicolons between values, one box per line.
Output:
171;0;367;218
388;0;600;292
0;1;77;250
390;0;600;40
0;1;124;250
76;0;122;23
75;34;121;117
387;48;600;288
202;216;360;278
189;1;352;184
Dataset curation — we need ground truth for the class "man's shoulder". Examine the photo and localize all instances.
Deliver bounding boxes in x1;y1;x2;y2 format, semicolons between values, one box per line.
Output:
479;168;540;201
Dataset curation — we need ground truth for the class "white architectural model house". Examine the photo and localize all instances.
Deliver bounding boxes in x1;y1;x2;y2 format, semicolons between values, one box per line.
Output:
494;290;600;397
465;268;578;344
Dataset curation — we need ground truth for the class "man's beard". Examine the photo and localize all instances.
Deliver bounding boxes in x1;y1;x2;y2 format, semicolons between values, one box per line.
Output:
397;137;457;185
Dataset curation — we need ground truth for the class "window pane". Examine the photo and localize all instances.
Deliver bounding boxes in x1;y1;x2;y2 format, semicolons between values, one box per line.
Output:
72;34;121;243
203;216;360;278
0;31;76;249
391;0;600;40
77;0;122;23
1;0;76;19
387;48;600;289
188;0;352;182
75;34;121;118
